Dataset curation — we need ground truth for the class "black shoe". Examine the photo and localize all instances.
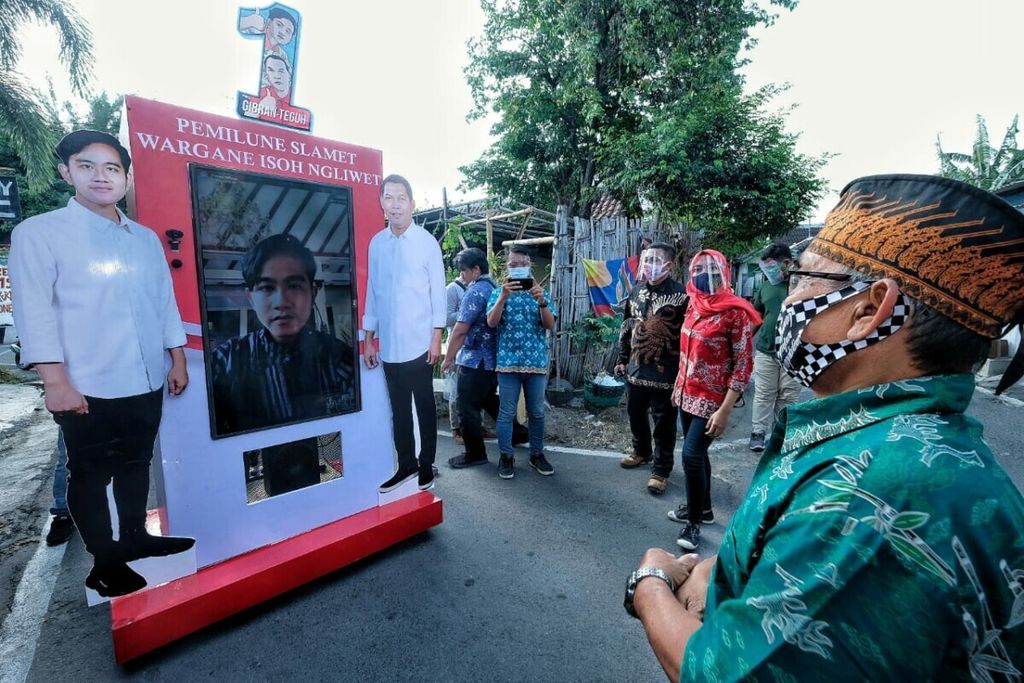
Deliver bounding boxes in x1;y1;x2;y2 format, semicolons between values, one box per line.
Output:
667;503;714;524
85;562;147;597
120;533;195;562
448;453;488;469
749;432;765;452
498;454;515;479
45;514;75;546
529;452;554;476
676;523;701;551
418;468;435;491
379;467;417;493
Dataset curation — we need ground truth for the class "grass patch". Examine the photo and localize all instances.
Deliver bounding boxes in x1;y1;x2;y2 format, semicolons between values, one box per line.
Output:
0;367;24;384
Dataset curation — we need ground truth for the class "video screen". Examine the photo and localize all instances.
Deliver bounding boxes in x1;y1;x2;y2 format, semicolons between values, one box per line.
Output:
190;165;360;439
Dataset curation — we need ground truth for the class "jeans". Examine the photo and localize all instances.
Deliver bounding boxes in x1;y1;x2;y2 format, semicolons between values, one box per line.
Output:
382;352;437;474
54;389;163;565
625;383;677;477
679;410;714;525
496;372;547;455
50;429;69;515
751;350;801;435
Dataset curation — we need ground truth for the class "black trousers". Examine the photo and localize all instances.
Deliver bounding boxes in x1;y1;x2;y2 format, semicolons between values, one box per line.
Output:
382;352;437;474
626;382;678;477
54;389;163;566
457;364;528;460
680;410;714;524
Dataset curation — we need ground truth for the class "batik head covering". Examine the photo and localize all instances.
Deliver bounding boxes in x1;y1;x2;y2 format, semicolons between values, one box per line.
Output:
805;174;1024;393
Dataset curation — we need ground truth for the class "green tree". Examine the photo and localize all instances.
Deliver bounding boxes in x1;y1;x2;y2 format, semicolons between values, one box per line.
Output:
936;115;1024;192
461;0;826;249
0;0;93;191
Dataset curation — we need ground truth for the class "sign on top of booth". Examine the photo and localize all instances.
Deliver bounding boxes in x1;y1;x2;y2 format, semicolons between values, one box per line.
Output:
237;3;312;132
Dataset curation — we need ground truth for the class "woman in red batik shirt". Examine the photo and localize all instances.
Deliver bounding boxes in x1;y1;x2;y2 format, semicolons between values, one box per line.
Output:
669;249;760;551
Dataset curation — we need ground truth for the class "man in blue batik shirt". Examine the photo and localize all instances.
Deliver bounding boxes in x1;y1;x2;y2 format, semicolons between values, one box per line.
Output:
443;248;527;468
486;246;558;480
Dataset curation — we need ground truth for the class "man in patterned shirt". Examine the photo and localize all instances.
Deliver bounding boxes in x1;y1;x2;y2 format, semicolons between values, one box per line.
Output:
615;243;689;495
486;246;558;479
627;175;1024;681
442;248;528;467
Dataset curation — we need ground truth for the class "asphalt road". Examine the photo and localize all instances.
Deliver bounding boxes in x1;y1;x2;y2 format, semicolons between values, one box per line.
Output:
3;380;1022;682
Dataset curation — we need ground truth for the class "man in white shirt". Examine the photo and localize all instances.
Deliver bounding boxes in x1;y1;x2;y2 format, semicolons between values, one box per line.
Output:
9;130;193;598
363;175;446;493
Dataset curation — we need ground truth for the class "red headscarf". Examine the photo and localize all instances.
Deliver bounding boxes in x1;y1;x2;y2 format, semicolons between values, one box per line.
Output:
685;249;762;325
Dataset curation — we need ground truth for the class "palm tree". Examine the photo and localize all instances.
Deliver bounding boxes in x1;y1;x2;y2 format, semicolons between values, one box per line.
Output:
0;0;93;191
936;115;1024;192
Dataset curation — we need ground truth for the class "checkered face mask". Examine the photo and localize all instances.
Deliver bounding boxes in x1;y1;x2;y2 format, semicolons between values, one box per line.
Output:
775;281;911;387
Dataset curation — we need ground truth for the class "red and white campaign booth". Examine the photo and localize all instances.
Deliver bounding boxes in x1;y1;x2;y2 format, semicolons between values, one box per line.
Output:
108;94;442;662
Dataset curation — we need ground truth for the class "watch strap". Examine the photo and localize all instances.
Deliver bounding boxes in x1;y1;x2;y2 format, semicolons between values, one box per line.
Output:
624;566;675;618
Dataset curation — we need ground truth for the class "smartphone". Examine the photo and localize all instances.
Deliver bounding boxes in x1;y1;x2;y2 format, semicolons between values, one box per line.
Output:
511;277;534;290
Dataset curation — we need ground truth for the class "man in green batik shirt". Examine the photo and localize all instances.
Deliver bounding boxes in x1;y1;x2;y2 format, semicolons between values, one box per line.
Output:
626;175;1024;681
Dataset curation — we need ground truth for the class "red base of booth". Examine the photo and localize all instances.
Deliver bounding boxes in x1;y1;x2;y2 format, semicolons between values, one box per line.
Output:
110;492;443;663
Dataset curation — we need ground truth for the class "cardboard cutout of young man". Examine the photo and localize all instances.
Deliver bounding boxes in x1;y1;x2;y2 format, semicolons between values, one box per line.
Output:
9;130;195;598
627;175;1024;681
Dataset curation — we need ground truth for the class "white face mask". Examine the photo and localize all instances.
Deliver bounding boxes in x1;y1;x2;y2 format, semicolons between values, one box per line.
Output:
641;261;671;282
776;281;911;387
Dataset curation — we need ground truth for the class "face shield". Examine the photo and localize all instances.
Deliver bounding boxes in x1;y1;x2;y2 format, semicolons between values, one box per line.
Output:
759;258;785;286
639;249;671;282
690;254;725;295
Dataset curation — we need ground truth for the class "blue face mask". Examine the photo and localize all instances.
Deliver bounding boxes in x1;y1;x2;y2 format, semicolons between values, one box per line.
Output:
692;273;720;294
508;267;531;279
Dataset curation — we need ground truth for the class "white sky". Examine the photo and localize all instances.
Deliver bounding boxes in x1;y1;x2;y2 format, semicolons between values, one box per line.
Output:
17;0;1024;221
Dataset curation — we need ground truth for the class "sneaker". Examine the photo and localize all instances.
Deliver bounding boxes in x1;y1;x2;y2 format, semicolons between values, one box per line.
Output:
676;523;701;550
379;467;417;493
646;474;669;495
85;562;147;598
418;468;435;491
448;453;489;469
45;514;75;546
667;503;714;524
619;452;652;469
120;532;195;562
530;452;554;476
749;432;765;452
498;454;515;479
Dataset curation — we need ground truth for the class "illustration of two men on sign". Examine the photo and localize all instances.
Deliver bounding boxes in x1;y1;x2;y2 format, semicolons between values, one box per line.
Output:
237;4;312;131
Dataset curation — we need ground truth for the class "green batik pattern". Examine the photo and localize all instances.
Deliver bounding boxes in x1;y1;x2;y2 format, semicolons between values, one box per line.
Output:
682;375;1024;682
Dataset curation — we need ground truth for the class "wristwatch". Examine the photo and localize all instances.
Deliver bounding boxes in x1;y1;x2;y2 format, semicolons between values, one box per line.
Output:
539;301;548;308
624;566;675;618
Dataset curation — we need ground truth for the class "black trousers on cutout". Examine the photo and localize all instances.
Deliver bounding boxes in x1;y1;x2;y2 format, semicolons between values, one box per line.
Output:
54;388;163;567
382;352;437;474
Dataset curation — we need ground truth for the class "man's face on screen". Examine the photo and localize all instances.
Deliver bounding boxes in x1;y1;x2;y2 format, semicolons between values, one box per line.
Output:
249;255;313;343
